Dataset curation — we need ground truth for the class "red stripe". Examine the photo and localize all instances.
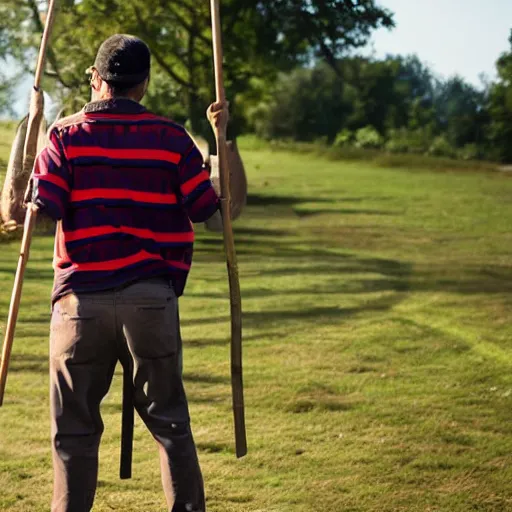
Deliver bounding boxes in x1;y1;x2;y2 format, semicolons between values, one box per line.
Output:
181;170;210;196
85;113;179;123
72;250;190;272
66;146;181;164
73;250;160;271
70;188;178;204
65;226;194;243
187;188;219;216
36;173;70;192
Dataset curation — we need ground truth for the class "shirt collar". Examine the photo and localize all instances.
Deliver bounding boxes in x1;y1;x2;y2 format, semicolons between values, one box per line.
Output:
83;98;147;115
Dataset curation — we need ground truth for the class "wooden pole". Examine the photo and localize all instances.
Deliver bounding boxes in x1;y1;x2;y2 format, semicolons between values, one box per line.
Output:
210;0;247;458
0;205;38;405
0;0;58;406
24;0;58;182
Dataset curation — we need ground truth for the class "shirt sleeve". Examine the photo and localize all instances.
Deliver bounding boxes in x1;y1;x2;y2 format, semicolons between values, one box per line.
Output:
32;128;71;221
178;137;220;223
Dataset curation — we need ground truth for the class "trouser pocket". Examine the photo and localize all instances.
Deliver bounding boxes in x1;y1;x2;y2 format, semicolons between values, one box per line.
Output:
50;294;103;363
121;299;178;359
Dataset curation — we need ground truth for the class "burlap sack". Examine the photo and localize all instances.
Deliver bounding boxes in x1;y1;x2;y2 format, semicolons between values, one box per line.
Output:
205;139;247;232
1;115;48;225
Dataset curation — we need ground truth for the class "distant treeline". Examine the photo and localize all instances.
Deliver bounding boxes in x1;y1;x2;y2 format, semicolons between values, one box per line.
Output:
238;37;512;164
0;1;510;162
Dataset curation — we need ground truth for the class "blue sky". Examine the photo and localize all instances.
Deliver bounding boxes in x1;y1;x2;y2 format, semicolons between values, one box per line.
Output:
8;0;512;117
370;0;512;85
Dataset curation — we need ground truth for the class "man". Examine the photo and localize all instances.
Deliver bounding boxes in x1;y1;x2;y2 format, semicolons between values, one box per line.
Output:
31;34;225;512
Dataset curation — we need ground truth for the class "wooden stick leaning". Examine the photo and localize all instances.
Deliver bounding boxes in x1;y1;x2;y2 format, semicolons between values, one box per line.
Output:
119;359;134;479
0;0;58;406
210;0;247;458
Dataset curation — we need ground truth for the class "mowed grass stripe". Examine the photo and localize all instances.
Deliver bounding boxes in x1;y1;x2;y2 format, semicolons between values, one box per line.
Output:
0;128;511;511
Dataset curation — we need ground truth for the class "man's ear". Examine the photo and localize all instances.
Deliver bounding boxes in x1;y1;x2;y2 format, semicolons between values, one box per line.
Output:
90;70;102;92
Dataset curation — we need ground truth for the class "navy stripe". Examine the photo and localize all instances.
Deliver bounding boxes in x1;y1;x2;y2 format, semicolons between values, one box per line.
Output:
66;239;192;264
66;233;193;250
86;118;188;130
70;198;181;209
73;167;174;192
38;180;68;202
70;157;179;171
62;207;191;232
184;180;211;204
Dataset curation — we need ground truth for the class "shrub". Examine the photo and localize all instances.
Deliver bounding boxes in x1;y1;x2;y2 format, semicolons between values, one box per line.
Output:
333;129;354;147
385;128;432;154
385;131;410;153
428;136;456;158
457;143;480;161
354;126;383;149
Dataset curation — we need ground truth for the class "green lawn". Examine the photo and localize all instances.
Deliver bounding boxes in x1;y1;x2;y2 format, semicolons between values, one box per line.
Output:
0;127;511;511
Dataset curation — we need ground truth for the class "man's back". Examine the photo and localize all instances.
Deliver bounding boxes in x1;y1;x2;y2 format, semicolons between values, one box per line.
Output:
31;33;228;512
33;98;219;303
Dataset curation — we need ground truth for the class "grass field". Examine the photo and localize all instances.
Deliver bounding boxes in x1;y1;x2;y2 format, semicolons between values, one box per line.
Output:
0;124;511;511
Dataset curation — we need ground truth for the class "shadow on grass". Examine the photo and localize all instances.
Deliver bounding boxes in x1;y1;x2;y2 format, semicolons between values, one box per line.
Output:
183;332;270;347
183;372;229;384
181;297;403;329
196;441;233;454
196;221;512;296
8;354;48;373
293;208;396;217
245;193;397;219
246;193;393;207
0;190;508;363
233;226;291;237
247;193;333;207
18;314;52;324
183;337;229;348
0;266;54;281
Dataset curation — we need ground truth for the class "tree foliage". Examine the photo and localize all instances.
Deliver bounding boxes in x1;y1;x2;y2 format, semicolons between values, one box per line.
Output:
3;1;510;162
0;72;16;117
1;0;394;138
251;45;512;163
252;55;441;143
433;76;488;148
487;30;512;162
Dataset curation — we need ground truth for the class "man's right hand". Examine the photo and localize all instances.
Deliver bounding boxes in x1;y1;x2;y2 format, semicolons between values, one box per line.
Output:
207;101;229;137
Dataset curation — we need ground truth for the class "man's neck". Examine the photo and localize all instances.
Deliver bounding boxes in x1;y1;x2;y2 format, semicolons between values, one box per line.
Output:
91;93;140;103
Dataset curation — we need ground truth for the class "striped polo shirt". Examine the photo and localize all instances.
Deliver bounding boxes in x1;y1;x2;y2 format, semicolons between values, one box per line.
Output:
32;98;219;304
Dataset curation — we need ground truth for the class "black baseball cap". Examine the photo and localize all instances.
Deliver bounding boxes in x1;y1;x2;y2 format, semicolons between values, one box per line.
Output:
87;34;150;84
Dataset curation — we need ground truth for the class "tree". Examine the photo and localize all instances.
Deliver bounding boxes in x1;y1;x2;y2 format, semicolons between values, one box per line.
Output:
1;0;394;138
487;30;512;162
253;63;348;141
251;54;438;143
433;76;488;148
341;56;404;133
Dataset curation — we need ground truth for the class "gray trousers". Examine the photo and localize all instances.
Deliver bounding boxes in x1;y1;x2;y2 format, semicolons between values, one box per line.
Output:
49;278;205;512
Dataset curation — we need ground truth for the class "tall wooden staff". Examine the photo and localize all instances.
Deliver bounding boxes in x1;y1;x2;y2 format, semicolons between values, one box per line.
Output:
0;0;58;406
210;0;247;458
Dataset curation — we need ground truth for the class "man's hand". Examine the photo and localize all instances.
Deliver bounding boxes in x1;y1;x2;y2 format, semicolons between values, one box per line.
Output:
2;220;21;233
207;101;229;137
1;203;39;233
